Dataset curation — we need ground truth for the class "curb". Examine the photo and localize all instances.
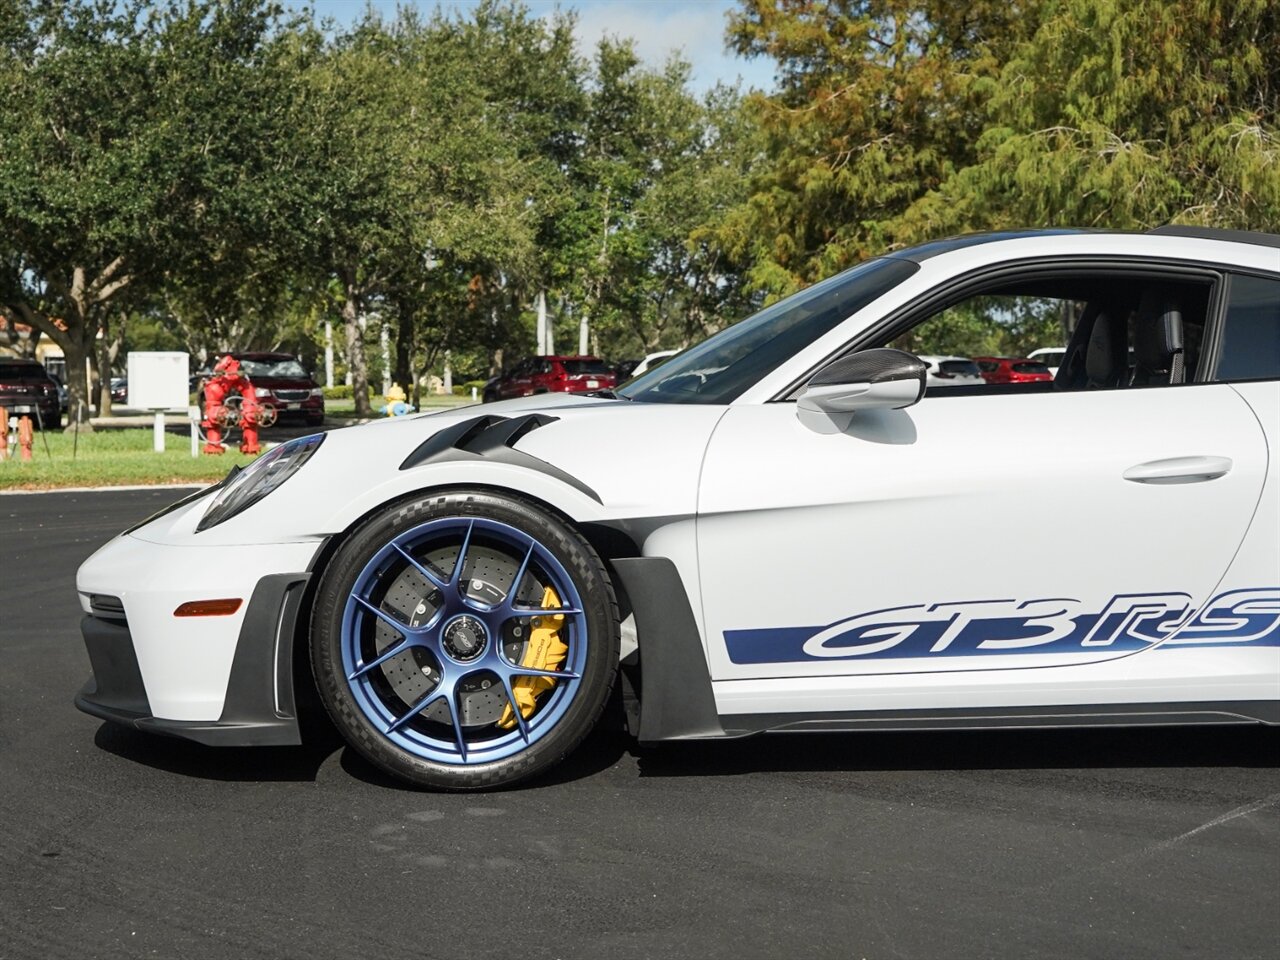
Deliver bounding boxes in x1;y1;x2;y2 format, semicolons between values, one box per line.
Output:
0;482;207;496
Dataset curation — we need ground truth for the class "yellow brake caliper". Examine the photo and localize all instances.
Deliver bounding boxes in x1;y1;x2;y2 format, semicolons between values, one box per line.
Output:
497;585;568;730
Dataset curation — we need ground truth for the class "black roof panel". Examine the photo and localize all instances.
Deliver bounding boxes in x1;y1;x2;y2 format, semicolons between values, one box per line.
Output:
1147;225;1280;249
886;229;1089;262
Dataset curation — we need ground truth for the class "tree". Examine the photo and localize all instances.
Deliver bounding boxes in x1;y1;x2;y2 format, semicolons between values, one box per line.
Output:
287;8;535;415
450;1;587;364
548;41;755;361
0;0;301;422
721;0;1041;296
901;0;1280;236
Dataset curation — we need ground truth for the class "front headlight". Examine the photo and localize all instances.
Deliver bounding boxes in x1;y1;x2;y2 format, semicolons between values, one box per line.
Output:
196;433;324;531
254;387;272;398
310;388;324;398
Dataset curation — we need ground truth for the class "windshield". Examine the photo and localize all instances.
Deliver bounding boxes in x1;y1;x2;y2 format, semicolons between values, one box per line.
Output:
0;363;49;382
561;359;608;375
939;360;980;376
238;357;308;379
618;258;918;404
1013;361;1050;374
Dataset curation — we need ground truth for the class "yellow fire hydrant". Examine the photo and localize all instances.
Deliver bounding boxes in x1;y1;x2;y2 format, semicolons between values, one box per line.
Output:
382;385;414;417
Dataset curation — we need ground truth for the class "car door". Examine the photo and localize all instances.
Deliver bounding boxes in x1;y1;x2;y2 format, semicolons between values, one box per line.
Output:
696;280;1269;683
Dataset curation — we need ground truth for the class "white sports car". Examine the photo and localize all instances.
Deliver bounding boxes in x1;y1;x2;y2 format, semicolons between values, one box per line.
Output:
76;228;1280;790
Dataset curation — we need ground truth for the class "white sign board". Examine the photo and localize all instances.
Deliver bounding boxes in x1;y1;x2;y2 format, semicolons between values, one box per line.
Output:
127;352;190;411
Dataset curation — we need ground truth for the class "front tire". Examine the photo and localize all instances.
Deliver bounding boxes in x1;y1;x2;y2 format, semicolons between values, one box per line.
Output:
311;489;620;790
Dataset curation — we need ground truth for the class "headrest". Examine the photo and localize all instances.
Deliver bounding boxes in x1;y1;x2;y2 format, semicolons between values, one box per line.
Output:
1134;291;1183;369
1085;312;1117;386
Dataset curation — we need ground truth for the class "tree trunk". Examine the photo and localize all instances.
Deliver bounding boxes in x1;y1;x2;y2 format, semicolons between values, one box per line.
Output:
96;314;122;418
342;275;372;417
323;320;335;389
535;289;548;355
62;333;94;431
394;298;415;398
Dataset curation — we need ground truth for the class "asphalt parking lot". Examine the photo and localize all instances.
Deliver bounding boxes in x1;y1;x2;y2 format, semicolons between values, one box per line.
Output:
1;489;1277;960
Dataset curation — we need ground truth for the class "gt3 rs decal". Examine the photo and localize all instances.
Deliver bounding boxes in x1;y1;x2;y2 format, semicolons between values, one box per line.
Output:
723;589;1280;664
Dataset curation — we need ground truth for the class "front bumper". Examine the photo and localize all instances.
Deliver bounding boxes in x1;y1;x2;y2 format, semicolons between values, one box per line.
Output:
75;501;324;740
261;395;324;418
76;572;312;746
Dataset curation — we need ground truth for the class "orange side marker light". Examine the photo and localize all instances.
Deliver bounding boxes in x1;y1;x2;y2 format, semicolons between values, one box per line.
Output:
174;598;243;617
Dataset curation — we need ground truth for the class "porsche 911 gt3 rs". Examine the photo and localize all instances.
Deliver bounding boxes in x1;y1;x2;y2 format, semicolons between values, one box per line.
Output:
75;227;1280;790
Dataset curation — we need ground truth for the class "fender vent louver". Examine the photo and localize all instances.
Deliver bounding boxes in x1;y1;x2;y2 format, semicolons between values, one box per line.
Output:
399;413;601;504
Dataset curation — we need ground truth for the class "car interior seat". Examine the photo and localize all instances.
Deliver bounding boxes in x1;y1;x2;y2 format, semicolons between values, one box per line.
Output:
1056;302;1127;390
1130;290;1185;386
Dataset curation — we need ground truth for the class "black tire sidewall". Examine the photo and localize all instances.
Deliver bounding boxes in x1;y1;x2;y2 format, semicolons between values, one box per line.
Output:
310;488;619;790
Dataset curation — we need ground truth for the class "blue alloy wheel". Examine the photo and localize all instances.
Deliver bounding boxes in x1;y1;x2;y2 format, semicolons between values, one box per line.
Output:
314;488;624;788
339;516;591;765
312;490;619;790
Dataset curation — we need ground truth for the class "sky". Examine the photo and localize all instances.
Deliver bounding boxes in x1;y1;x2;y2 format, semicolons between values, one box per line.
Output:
308;0;776;93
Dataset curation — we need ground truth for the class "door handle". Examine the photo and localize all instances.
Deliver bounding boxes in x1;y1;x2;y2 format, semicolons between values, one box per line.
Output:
1123;456;1233;484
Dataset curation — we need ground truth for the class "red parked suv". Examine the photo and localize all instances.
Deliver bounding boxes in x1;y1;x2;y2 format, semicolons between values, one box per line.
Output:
974;356;1054;385
199;352;325;426
484;355;616;402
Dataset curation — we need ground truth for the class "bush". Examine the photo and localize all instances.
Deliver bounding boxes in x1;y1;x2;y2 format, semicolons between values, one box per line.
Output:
453;379;488;396
322;384;376;400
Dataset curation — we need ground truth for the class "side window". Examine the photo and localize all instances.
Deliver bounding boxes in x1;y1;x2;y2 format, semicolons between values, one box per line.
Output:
888;293;1083;392
878;273;1213;394
1216;275;1280;382
891;294;1078;362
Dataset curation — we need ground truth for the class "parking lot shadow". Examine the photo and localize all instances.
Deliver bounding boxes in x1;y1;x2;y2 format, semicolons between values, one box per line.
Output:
91;714;631;789
634;724;1280;778
92;722;342;783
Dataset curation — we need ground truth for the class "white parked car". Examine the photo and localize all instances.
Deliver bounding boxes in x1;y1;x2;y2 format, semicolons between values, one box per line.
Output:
632;349;679;378
1028;346;1067;376
918;354;986;387
76;227;1280;790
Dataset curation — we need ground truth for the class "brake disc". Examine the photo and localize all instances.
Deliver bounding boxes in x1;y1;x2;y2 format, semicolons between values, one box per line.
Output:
370;537;537;728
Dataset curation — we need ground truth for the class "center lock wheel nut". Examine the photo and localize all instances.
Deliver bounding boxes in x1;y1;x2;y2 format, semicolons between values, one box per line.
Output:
442;614;488;663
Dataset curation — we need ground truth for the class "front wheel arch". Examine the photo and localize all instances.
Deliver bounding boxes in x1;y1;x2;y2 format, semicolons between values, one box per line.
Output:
292;483;643;745
304;486;621;788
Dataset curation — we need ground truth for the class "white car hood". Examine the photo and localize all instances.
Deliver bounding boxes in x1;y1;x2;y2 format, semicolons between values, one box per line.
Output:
134;395;728;546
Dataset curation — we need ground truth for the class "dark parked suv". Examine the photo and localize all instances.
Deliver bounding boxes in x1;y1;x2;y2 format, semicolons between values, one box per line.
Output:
198;352;325;426
0;358;61;429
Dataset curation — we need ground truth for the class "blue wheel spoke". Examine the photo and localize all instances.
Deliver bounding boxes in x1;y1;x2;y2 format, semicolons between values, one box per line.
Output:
391;542;448;590
445;692;469;761
502;540;536;609
504;663;580;681
352;595;423;635
448;520;475;588
386;689;447;734
349;635;415;681
498;675;531;743
510;604;583;617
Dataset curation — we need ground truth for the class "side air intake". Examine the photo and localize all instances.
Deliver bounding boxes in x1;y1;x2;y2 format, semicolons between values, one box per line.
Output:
398;413;601;503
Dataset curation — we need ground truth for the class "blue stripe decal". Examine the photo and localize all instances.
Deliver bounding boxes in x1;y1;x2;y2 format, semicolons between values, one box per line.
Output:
724;589;1280;664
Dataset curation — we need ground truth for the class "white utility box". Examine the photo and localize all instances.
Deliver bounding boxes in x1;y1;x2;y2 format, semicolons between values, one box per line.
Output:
127;352;190;411
126;351;190;453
